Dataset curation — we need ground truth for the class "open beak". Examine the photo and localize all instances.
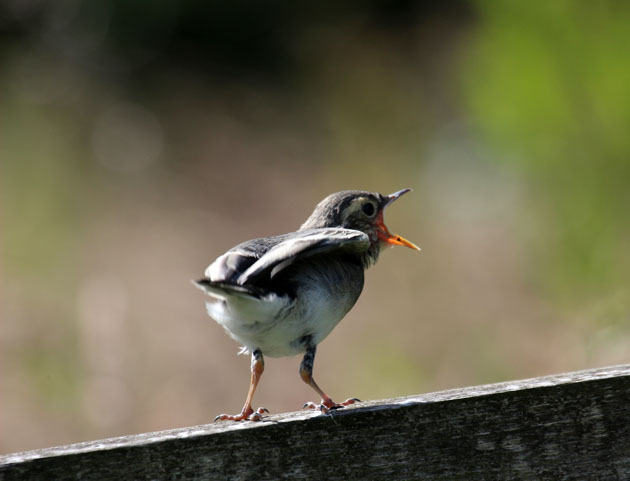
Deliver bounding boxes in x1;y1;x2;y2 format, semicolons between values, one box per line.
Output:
376;188;421;251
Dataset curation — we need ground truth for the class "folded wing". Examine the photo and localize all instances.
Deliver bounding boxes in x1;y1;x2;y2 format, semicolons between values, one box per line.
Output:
237;228;369;285
205;233;290;283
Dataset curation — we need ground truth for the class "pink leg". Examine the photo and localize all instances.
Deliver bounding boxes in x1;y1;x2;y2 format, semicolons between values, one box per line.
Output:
214;350;269;422
299;345;360;413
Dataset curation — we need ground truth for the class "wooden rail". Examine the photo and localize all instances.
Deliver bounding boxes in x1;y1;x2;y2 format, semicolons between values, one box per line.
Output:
2;365;630;480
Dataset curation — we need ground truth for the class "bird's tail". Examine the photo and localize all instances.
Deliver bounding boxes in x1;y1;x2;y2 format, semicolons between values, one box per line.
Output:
192;279;268;300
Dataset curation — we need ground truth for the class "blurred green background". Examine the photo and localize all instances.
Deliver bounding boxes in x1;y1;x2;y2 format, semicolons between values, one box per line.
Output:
1;0;629;453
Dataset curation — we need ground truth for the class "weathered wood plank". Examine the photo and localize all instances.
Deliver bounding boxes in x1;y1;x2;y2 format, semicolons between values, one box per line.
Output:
2;365;630;480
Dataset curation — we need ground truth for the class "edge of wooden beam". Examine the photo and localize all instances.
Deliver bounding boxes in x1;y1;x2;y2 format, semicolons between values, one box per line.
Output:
2;363;629;466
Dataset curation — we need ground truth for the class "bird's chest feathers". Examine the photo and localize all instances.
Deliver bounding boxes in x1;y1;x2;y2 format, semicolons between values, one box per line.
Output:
293;275;356;338
277;258;364;352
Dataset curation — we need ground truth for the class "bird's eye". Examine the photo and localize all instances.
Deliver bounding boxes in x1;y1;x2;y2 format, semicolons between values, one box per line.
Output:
361;202;375;217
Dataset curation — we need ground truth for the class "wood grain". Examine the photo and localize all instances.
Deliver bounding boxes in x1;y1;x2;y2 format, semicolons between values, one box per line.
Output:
2;365;630;480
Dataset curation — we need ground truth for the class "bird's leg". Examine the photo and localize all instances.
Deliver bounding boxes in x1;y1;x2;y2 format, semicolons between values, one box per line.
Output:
214;349;268;422
299;344;359;413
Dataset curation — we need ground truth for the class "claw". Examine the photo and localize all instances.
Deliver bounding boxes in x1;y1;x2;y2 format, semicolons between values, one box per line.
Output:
214;406;269;422
302;397;360;413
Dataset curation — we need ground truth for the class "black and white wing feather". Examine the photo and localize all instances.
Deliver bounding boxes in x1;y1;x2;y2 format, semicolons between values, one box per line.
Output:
237;228;369;285
198;228;368;289
204;233;290;283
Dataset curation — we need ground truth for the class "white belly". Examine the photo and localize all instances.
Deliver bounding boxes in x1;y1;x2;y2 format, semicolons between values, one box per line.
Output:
205;261;363;357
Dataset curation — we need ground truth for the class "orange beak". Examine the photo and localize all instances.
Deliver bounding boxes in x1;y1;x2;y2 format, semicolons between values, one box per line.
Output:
376;189;421;251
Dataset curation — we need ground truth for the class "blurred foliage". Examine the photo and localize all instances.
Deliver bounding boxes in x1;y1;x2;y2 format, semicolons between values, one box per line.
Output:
0;1;463;81
464;0;630;304
0;100;83;281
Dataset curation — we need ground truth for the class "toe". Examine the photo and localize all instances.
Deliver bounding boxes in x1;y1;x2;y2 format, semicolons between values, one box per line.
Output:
213;406;255;422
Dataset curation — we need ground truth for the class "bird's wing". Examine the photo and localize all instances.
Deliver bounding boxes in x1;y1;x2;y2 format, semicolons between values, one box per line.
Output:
237;228;369;285
205;248;258;283
205;234;290;283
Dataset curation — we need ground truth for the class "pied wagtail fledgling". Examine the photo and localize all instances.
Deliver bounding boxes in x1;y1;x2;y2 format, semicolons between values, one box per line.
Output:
194;189;419;421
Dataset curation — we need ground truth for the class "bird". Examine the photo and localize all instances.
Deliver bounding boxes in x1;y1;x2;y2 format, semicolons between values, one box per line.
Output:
194;189;419;421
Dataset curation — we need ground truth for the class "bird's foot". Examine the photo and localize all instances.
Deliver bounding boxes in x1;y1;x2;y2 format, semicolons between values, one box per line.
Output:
214;407;269;422
302;398;360;413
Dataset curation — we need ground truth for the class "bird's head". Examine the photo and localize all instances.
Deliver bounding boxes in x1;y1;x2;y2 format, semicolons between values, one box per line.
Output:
301;189;420;252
